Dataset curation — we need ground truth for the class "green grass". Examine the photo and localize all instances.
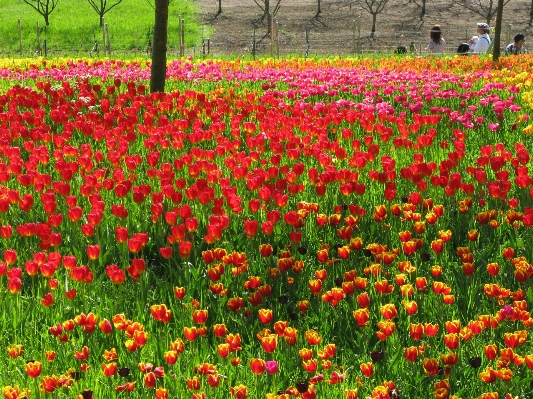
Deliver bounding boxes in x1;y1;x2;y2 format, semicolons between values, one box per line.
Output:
0;0;208;55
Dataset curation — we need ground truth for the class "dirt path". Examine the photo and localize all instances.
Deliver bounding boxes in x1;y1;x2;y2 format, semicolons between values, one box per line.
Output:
195;0;533;57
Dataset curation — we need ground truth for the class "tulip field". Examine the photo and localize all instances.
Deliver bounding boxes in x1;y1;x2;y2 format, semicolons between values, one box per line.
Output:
2;55;533;399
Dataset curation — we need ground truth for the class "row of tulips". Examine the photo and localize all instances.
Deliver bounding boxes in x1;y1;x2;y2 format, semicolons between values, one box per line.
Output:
1;55;533;398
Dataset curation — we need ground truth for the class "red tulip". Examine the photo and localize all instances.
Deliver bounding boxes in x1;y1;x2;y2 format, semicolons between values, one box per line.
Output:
7;278;21;294
402;240;417;256
159;246;172;259
25;361;42;378
7;344;23;359
484;344;498;360
184;327;198;341
128;237;143;253
260;334;278;353
41;293;54;307
68;206;83;222
0;225;12;239
185;217;198;232
423;358;439;376
174;286;186;299
249;358;265;375
258;308;273;324
25;260;39;276
74;346;89;360
102;362;117;377
409;323;424;341
192;310;208;324
360;362;373;377
164;350;178;365
178;241;193;258
106;265;125;284
479;367;497;383
115;382;136;392
87;245;100;261
144;371;156;388
150;304;172;323
243;219;258;238
99;319;113;334
404;346;418;362
4;250;16;265
213;323;226;338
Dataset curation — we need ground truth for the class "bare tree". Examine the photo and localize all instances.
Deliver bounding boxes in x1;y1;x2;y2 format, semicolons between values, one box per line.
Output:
145;0;173;9
254;0;282;33
409;0;427;18
450;0;512;25
150;0;168;93
217;0;222;14
349;0;391;37
21;0;60;26
87;0;123;27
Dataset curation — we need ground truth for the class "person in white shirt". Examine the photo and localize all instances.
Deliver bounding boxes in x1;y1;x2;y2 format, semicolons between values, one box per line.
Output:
473;23;491;54
426;25;446;54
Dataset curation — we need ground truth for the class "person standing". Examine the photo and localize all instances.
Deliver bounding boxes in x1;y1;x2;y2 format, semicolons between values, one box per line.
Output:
506;33;525;55
426;25;446;54
473;23;491;54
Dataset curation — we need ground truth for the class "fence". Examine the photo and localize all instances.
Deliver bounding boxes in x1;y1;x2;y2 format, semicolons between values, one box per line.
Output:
0;17;190;58
204;19;519;59
0;17;521;59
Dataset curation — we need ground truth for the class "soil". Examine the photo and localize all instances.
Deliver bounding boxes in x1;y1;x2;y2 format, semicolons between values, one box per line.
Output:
195;0;533;57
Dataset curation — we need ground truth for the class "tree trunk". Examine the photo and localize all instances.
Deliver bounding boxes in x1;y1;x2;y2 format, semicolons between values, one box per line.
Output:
420;0;426;18
530;0;533;19
45;2;50;26
317;0;321;14
266;0;272;33
150;0;168;93
371;13;377;37
492;0;504;61
100;13;104;28
217;0;222;14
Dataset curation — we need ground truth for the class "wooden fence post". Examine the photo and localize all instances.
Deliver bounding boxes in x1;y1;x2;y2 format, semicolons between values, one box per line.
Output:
105;23;111;55
102;17;107;56
252;27;257;59
177;16;181;56
353;17;361;55
270;19;274;57
182;19;185;57
505;23;512;47
18;19;23;54
275;22;280;58
304;27;309;59
178;16;185;57
352;20;356;55
37;21;41;56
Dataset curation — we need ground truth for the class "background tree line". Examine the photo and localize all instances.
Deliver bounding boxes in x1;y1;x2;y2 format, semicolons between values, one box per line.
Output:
23;0;532;33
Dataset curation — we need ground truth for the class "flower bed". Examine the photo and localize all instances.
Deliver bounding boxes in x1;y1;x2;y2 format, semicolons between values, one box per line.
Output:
1;56;533;399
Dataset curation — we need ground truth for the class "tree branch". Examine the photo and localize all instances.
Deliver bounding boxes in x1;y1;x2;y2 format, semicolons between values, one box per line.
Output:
21;0;42;14
253;0;266;12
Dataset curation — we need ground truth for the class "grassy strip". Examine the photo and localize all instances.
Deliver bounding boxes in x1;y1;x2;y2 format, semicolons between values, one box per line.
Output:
0;0;208;55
